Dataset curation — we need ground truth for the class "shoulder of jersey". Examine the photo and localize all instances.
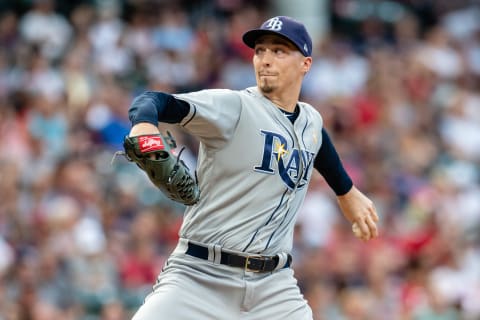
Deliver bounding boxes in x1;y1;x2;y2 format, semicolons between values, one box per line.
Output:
298;101;319;114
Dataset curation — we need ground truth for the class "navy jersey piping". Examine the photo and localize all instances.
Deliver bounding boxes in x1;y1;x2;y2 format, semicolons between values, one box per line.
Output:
263;207;291;251
242;188;289;252
182;103;197;127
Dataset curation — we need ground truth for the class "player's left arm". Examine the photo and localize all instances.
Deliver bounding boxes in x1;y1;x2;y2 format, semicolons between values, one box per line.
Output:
314;128;379;241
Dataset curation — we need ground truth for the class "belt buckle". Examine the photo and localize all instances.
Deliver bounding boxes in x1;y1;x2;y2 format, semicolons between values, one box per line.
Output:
244;255;265;273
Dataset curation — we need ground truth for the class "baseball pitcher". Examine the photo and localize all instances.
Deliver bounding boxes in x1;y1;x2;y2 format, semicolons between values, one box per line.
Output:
125;16;379;320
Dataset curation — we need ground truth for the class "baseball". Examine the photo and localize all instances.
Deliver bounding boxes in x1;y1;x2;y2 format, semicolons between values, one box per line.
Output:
352;222;362;238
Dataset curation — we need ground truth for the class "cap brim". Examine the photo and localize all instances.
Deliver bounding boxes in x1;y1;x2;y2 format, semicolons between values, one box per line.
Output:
242;29;304;55
242;29;287;48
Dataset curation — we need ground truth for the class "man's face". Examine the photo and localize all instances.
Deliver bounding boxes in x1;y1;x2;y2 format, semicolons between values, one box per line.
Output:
253;35;310;95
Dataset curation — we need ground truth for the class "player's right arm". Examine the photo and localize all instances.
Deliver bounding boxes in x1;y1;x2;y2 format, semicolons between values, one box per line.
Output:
128;91;190;136
127;89;242;149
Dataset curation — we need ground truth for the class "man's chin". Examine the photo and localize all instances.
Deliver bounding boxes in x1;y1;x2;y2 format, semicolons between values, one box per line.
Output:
259;84;275;94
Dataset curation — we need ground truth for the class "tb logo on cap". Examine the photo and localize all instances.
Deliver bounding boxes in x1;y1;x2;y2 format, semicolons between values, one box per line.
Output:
265;17;283;31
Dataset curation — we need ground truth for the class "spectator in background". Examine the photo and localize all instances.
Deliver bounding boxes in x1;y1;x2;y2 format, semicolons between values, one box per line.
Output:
302;38;370;103
19;0;72;61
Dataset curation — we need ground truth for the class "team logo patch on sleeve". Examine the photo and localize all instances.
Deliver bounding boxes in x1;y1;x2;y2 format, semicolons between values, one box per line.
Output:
138;135;165;153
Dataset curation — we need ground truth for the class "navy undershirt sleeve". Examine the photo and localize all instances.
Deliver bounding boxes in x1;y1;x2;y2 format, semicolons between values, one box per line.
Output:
314;128;353;196
128;91;190;125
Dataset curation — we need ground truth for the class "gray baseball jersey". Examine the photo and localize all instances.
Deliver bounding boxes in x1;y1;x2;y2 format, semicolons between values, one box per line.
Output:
131;86;321;320
174;86;323;255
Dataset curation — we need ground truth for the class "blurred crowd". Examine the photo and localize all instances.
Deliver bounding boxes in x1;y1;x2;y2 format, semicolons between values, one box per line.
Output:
0;0;479;319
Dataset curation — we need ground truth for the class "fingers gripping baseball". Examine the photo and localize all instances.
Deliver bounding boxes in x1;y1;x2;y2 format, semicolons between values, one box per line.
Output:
352;211;378;241
337;186;379;241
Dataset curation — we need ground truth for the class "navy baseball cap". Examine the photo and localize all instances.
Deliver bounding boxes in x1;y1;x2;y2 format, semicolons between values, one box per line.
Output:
242;16;312;57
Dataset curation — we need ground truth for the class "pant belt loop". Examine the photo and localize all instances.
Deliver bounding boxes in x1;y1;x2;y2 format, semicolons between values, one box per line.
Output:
175;238;189;254
207;244;215;262
213;245;222;264
274;252;288;271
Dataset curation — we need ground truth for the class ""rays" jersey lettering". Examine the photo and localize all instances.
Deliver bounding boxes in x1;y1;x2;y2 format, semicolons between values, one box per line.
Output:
254;130;315;189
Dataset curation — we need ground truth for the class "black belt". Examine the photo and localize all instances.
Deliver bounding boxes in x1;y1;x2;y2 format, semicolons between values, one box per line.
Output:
185;242;292;273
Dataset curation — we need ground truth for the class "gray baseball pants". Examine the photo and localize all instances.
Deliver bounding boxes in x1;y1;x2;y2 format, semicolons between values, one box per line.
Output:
131;239;313;320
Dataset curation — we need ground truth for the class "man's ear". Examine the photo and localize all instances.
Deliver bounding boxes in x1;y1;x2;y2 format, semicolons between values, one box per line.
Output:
302;57;312;74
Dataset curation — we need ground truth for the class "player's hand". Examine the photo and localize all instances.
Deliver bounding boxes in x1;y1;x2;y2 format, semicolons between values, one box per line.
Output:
336;186;379;241
129;122;160;137
129;123;162;159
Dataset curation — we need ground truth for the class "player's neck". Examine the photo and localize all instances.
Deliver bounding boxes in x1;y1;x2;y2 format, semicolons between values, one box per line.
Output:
258;80;302;112
262;92;299;113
